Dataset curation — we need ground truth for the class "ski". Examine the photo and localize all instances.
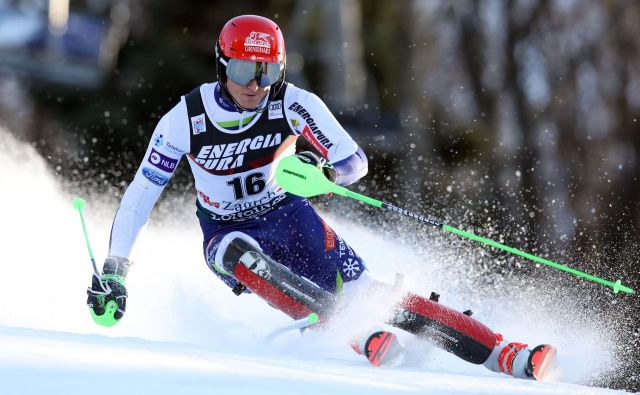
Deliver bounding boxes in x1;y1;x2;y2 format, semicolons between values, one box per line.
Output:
362;330;406;367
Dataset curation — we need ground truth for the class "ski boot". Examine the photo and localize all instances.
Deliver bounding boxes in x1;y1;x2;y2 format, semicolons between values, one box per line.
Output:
351;330;405;367
484;334;557;381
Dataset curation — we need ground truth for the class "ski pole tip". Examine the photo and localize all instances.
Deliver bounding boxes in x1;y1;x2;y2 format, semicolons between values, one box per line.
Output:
612;279;635;295
307;312;319;324
72;197;86;210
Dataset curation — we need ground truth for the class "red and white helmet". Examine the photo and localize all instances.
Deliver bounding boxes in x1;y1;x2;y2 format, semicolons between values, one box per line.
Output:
215;15;286;88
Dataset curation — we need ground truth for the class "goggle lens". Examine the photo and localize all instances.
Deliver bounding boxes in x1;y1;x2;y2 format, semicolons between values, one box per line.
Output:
226;59;282;86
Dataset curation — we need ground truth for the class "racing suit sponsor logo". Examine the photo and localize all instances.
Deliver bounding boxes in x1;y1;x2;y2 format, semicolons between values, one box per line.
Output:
321;220;336;251
244;31;271;54
206;193;287;222
153;133;164;148
191;113;207;135
165;140;184;154
148;148;178;172
198;191;220;208
142;167;169;186
337;239;362;278
194;133;282;171
300;127;328;157
218;190;279;212
337;238;355;258
205;235;220;263
152;133;184;154
288;102;333;157
268;100;283;120
342;258;361;278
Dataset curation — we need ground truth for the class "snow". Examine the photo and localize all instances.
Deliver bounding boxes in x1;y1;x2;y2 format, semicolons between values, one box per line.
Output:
0;326;623;395
0;128;627;394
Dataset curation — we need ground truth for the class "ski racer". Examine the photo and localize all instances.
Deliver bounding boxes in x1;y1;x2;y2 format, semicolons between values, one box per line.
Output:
86;14;557;380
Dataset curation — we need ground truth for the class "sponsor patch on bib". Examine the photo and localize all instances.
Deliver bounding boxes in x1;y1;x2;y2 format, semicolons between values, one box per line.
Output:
268;100;283;120
191;113;207;135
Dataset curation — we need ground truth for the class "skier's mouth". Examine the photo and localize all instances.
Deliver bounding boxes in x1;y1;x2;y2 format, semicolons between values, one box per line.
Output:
243;92;266;102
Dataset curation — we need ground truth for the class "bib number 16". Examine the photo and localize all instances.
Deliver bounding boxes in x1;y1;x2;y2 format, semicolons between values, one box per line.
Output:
226;172;266;199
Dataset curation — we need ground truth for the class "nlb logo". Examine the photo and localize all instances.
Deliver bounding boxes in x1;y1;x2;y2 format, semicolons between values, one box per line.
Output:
148;148;178;173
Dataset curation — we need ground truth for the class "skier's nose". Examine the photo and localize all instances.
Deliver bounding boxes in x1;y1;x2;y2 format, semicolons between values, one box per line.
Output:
246;79;259;91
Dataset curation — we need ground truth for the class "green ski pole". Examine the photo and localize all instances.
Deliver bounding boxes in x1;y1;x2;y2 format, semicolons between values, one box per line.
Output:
72;197;99;277
72;197;121;327
275;156;635;295
265;313;320;343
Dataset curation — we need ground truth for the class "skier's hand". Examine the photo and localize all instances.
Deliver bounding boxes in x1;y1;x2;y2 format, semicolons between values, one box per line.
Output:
87;256;131;322
295;151;337;183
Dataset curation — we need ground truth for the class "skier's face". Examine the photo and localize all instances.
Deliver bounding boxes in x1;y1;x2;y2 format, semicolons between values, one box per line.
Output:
226;78;271;110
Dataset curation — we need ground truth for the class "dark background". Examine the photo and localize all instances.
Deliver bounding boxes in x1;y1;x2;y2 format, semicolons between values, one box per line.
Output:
1;0;638;390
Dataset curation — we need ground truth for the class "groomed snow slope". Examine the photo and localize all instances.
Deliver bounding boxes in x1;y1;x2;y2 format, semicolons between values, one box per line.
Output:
0;128;627;394
0;326;624;395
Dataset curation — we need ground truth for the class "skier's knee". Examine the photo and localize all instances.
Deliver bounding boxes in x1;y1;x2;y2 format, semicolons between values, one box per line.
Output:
212;231;262;274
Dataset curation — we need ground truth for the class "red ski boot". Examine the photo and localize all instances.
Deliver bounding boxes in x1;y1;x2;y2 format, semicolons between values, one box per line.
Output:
484;335;557;381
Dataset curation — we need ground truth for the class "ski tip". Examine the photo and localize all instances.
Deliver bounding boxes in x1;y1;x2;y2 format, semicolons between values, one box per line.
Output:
72;197;86;210
529;344;558;382
364;331;404;368
612;279;635;295
307;313;319;324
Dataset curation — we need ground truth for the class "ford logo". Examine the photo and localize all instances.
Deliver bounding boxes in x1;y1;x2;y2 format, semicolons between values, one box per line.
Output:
142;167;169;186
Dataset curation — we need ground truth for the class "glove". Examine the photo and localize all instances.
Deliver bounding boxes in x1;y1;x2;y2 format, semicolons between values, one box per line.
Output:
295;151;337;183
87;256;132;325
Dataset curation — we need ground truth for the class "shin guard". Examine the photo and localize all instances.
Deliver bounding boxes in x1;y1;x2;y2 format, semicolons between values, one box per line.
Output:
222;238;336;320
390;293;497;364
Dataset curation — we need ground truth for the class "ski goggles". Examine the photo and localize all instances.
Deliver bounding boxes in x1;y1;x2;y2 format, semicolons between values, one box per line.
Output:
225;58;283;87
